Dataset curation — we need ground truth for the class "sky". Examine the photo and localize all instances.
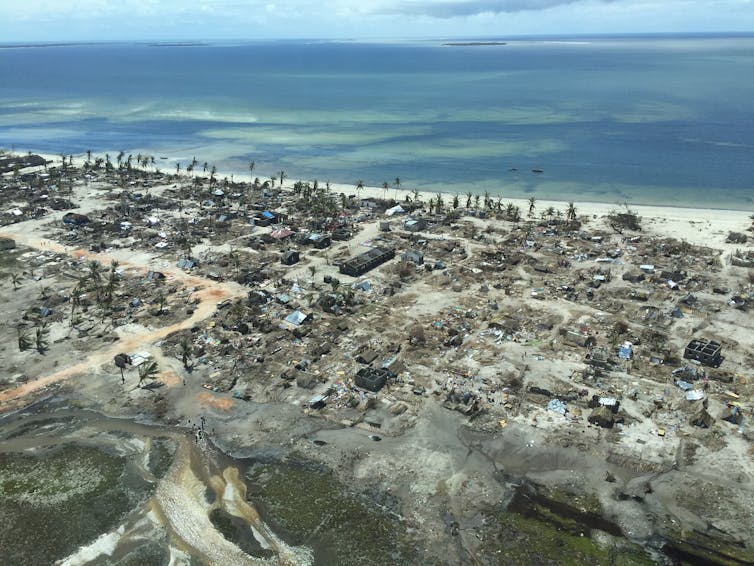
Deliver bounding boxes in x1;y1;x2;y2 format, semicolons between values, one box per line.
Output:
0;0;752;42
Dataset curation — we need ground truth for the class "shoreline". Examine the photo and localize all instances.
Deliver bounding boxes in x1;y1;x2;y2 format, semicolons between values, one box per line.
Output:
31;150;754;215
28;150;754;249
7;146;754;215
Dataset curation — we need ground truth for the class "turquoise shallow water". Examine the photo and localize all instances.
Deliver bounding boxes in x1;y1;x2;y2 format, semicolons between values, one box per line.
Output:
1;35;753;208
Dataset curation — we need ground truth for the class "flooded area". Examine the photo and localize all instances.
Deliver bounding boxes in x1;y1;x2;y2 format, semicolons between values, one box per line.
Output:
0;400;419;565
0;402;310;565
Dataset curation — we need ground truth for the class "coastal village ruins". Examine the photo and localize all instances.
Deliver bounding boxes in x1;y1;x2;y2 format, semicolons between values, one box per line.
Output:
2;151;754;564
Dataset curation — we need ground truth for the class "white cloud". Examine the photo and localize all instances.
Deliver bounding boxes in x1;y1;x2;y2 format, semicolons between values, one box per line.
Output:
0;0;752;40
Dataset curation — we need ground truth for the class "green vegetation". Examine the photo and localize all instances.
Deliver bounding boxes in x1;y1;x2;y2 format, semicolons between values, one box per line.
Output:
146;438;175;479
478;508;656;565
0;445;149;564
209;508;274;559
246;458;418;565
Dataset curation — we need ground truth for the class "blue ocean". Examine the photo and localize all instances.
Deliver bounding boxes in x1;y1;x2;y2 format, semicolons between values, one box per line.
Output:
1;35;753;209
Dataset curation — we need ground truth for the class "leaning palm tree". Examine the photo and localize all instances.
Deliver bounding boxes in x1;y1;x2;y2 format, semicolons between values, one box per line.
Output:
17;327;31;352
138;360;160;388
38;286;52;301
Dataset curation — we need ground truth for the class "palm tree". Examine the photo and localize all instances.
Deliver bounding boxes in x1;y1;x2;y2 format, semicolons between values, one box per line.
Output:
105;260;120;302
38;286;52;301
69;284;83;326
117;151;124;168
138;360;159;388
466;192;473;208
86;260;103;297
511;205;521;222
356;180;364;198
114;354;129;383
528;196;537;217
35;323;49;354
175;162;181;175
474;194;480;209
179;336;193;370
248;160;255;180
452;194;459;209
382;181;389;200
279;170;286;188
566;202;578;227
155;293;167;315
86;149;92;163
394;177;401;191
17;327;31;352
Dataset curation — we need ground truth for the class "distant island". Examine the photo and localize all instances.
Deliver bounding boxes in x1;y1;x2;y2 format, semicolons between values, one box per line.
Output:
443;42;507;46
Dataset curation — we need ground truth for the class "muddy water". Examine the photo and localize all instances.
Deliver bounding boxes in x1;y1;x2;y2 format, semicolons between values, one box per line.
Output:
0;403;312;565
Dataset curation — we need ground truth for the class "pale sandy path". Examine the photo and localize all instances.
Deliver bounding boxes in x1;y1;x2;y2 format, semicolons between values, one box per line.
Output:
0;228;248;409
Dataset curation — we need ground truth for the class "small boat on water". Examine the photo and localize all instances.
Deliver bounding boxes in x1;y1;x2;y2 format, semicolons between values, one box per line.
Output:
531;168;544;174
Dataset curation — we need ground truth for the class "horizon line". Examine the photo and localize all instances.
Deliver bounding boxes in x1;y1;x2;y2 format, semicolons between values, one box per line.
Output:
2;30;754;47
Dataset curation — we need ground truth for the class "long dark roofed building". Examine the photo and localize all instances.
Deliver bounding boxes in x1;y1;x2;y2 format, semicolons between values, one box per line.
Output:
339;246;395;277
